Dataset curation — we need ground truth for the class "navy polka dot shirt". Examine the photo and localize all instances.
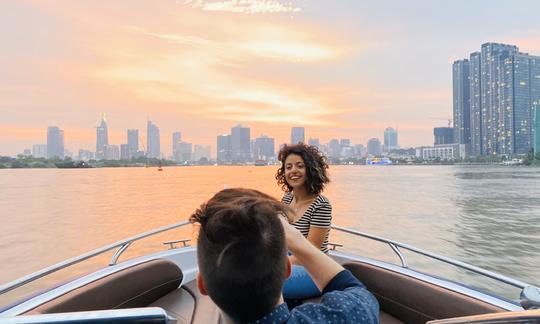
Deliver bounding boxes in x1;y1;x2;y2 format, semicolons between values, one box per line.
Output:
248;270;379;324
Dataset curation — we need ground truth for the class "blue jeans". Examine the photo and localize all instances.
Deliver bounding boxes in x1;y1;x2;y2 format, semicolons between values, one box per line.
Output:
283;265;321;300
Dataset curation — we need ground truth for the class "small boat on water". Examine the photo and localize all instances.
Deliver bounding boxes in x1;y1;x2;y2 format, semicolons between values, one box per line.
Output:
1;222;539;323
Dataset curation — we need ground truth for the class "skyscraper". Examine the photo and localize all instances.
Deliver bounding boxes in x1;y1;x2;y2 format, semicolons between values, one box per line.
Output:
127;129;139;157
535;107;540;154
383;127;398;151
456;42;540;155
47;126;64;159
147;119;160;158
96;115;108;159
328;139;340;158
254;135;275;160
469;52;482;156
172;132;182;158
193;145;211;161
291;127;305;144
32;144;47;158
231;124;250;162
434;127;454;145
217;134;232;162
307;138;320;149
452;59;470;150
366;138;382;156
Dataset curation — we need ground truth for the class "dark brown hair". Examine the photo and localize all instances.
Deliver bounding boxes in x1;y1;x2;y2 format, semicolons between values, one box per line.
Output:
190;188;292;323
276;143;330;194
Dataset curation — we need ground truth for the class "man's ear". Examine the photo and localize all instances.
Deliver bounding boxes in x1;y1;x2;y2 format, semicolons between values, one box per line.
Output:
197;272;208;295
286;257;292;279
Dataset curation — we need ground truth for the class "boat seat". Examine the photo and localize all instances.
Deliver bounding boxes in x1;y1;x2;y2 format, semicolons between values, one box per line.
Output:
151;280;224;324
301;295;403;323
343;261;505;324
26;258;183;315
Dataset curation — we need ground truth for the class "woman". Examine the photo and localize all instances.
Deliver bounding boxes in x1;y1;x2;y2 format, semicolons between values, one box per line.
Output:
276;143;331;300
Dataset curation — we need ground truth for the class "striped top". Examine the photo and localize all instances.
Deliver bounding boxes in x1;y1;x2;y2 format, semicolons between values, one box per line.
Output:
282;192;332;253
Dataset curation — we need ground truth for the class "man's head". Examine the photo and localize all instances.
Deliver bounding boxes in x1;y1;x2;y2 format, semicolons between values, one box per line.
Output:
190;188;292;322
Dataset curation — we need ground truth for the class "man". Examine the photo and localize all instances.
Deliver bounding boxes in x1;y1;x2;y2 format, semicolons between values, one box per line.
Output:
190;188;379;323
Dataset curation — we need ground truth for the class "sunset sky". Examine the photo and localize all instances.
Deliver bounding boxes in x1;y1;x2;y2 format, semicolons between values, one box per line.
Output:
2;0;540;156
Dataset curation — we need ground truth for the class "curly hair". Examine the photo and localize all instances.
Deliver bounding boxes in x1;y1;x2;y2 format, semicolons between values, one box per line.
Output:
275;143;329;194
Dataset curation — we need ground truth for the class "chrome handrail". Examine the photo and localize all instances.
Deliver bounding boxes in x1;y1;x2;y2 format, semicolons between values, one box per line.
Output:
0;220;191;295
331;224;530;289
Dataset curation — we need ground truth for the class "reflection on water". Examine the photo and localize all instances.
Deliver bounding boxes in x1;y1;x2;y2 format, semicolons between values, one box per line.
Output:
0;165;539;305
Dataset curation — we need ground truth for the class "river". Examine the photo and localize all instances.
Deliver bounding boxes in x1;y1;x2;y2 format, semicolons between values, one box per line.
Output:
0;165;539;305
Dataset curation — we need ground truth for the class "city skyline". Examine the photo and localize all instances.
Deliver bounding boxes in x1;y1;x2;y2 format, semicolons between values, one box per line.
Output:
14;118;401;160
3;1;540;156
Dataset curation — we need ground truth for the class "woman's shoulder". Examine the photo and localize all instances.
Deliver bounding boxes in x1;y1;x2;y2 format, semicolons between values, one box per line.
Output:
281;192;293;204
314;194;331;206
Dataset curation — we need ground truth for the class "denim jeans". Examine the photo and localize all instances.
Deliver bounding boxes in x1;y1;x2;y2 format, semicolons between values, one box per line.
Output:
283;265;321;300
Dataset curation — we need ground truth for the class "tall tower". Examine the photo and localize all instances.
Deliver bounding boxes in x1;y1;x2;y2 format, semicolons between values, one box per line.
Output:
127;129;139;157
147;119;161;158
469;52;482;156
453;59;471;150
231;124;250;162
291;127;305;144
47;126;64;159
383;127;398;151
96;115;109;159
480;43;518;155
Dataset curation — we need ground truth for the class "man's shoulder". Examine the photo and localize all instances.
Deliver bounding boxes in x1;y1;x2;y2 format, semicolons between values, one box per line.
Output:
289;287;379;324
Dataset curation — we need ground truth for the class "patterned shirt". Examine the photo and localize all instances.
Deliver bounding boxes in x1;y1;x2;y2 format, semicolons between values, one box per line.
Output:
248;270;379;324
282;192;332;253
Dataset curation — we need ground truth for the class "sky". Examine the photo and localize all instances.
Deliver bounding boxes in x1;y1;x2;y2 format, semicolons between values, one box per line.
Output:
1;0;540;157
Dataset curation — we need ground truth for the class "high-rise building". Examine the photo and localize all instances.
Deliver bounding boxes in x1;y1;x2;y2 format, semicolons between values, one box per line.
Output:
96;115;108;159
535;107;540;154
127;129;139;158
172;132;182;158
47;126;64;159
254;135;275;161
291;127;305;144
383;127;398;151
175;142;192;162
469;52;482;156
366;138;382;156
78;149;94;161
328;139;340;158
217;134;232;162
307;138;320;149
193;145;211;161
457;43;540;155
103;144;120;160
147;119;160;158
434;127;454;145
32;144;47;158
120;144;130;160
453;59;471;150
231;124;250;162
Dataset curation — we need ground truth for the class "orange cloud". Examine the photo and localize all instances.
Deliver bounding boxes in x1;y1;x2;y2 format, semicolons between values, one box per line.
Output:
183;0;301;14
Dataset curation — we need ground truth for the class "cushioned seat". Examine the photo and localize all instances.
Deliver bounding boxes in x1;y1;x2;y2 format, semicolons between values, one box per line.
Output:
343;262;504;324
26;258;183;314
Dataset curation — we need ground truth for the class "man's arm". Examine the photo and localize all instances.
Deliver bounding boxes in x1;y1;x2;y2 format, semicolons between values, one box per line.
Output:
279;217;343;291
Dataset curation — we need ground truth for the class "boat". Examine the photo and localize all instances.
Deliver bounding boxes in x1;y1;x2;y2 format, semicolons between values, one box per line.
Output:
254;160;268;166
1;221;539;323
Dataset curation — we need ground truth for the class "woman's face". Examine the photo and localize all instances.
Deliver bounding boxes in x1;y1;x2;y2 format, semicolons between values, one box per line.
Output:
284;153;307;190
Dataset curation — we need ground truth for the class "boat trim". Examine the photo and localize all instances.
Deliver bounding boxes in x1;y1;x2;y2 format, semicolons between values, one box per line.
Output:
331;225;530;290
0;220;191;295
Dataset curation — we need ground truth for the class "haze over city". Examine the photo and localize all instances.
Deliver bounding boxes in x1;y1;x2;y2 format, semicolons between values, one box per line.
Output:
2;0;540;156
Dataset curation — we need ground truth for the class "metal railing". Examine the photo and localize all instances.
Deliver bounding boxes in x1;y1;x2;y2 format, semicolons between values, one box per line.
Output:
0;220;191;295
331;224;530;289
1;221;532;296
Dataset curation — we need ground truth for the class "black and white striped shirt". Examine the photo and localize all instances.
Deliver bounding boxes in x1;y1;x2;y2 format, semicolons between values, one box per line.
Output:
282;192;332;253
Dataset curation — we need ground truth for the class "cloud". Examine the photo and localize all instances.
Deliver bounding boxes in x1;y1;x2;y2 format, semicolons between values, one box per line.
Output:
182;0;301;14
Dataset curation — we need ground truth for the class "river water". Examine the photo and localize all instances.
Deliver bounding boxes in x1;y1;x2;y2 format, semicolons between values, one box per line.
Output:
0;165;539;306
